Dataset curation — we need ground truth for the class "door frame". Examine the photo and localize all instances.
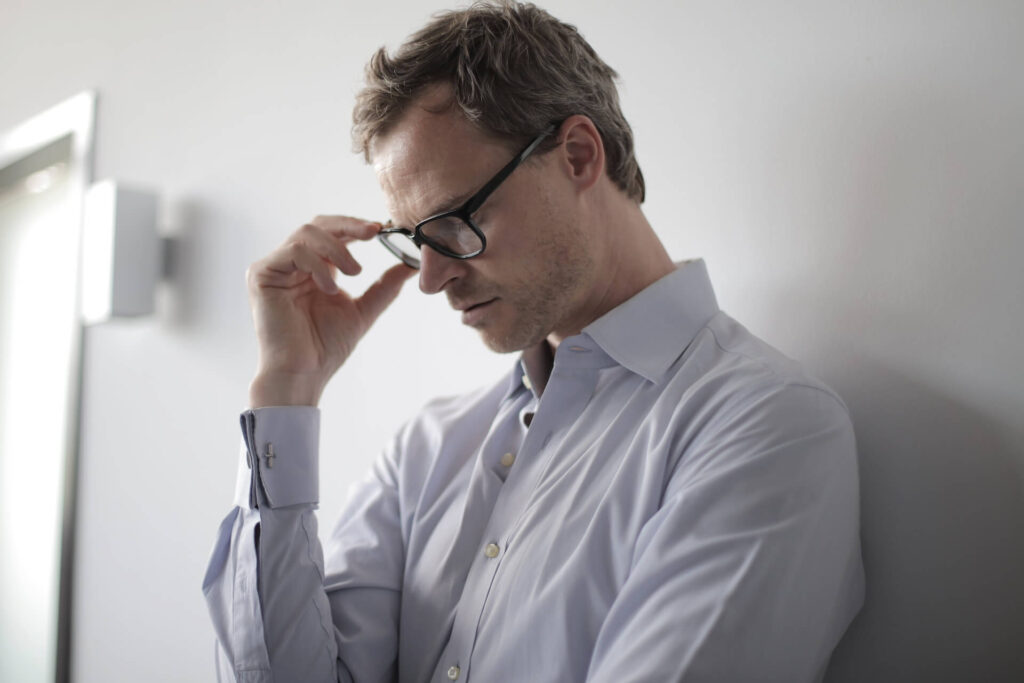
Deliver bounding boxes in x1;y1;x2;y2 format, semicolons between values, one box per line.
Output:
0;91;95;683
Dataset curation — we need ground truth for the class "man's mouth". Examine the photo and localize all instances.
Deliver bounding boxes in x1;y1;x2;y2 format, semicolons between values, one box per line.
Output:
458;298;498;325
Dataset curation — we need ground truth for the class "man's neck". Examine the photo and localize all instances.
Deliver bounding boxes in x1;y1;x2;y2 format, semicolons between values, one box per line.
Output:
521;339;555;398
548;199;675;351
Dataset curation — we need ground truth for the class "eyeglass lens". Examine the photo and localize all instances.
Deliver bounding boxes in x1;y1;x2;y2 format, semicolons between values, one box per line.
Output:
380;231;422;266
380;216;484;269
420;216;483;255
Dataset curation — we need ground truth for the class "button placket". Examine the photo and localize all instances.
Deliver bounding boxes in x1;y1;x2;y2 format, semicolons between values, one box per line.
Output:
445;365;599;683
492;365;599;560
432;385;532;682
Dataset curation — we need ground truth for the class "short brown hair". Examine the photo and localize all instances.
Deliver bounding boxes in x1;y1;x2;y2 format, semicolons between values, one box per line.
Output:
352;1;645;202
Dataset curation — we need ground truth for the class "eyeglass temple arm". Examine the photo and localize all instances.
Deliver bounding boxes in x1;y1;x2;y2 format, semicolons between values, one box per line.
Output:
463;124;558;215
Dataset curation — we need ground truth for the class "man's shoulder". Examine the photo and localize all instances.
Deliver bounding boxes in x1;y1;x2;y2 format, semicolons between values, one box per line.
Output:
687;311;847;407
662;312;853;447
659;312;857;489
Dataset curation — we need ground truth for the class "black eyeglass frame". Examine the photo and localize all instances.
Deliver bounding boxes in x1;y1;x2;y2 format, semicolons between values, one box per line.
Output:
377;123;558;269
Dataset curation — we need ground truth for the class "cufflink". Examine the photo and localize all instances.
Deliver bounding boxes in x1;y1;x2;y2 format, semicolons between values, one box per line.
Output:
264;442;275;469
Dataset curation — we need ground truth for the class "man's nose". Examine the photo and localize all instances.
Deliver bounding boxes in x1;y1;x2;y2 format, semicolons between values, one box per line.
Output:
418;246;464;294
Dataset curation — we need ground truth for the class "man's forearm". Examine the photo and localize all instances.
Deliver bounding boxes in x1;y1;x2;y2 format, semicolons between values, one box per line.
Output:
203;408;341;682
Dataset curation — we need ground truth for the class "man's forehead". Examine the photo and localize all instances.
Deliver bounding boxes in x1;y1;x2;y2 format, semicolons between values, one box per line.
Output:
371;101;477;164
371;105;506;224
372;125;466;221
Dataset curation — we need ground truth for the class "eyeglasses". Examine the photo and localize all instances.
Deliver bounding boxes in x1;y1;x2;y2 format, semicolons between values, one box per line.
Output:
377;124;557;269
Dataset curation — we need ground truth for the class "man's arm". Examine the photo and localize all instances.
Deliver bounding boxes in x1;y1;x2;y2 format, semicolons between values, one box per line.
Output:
202;406;405;683
203;406;337;681
585;383;865;682
203;215;415;681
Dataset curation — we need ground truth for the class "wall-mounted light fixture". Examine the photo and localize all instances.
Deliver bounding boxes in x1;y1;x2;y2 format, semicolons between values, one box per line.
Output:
81;180;160;324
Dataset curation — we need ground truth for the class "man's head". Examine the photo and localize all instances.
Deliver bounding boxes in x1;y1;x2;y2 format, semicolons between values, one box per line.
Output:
352;1;644;203
355;2;661;353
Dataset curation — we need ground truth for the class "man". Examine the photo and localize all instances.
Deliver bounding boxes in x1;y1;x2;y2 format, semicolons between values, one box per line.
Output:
203;3;865;682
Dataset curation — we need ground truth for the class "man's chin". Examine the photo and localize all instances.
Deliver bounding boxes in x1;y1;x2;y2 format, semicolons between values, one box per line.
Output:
475;321;546;355
476;329;521;354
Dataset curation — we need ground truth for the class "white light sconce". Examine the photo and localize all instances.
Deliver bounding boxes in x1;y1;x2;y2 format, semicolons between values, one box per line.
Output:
81;179;161;324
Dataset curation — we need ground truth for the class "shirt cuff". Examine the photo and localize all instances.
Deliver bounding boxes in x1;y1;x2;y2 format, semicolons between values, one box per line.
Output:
234;406;320;510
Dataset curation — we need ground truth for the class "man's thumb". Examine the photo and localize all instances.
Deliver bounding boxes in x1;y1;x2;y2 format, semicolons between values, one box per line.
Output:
355;263;417;325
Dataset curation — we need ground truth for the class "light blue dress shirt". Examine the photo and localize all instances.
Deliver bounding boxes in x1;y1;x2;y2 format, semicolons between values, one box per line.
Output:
203;259;865;682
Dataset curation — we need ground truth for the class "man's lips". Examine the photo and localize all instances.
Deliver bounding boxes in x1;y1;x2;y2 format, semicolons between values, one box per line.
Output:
452;297;497;312
457;298;498;325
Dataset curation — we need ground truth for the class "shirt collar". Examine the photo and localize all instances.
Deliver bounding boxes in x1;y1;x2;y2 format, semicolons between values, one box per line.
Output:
504;258;720;397
506;358;528;399
506;350;542;400
580;258;720;383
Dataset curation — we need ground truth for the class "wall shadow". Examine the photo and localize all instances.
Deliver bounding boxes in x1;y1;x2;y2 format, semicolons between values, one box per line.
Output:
824;358;1024;682
156;197;204;329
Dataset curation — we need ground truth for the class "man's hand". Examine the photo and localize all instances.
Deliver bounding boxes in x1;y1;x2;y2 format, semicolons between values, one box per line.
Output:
246;215;416;408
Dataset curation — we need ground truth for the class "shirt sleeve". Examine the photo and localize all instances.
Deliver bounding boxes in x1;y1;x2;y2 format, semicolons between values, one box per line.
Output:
201;406;404;683
584;383;866;683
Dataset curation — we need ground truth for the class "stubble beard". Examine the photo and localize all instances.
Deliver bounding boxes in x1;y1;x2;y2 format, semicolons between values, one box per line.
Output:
478;224;594;354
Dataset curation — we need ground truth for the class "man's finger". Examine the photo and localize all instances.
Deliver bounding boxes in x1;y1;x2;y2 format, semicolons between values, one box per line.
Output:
294;224;363;276
311;215;382;242
354;263;417;326
280;242;339;293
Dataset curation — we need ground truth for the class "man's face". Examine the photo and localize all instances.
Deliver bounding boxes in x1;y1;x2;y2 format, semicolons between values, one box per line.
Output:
373;95;594;353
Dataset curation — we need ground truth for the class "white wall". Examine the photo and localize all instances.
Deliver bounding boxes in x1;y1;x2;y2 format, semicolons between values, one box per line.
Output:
2;1;1022;681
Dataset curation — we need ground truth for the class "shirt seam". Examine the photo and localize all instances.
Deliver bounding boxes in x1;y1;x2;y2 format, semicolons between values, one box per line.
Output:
706;322;850;413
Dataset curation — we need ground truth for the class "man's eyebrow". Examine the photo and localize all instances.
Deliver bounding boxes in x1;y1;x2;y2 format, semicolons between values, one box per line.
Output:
429;191;474;218
415;189;475;224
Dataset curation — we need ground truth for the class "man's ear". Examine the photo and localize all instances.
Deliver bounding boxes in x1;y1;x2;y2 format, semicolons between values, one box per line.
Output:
557;115;605;193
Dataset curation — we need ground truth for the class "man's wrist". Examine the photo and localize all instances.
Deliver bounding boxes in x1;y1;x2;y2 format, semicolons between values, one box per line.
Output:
248;372;323;408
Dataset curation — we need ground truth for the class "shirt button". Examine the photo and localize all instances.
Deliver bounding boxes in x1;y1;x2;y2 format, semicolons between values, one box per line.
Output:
484;543;500;559
447;665;461;680
500;452;516;467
